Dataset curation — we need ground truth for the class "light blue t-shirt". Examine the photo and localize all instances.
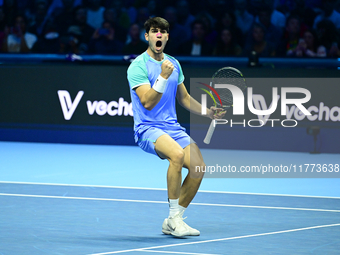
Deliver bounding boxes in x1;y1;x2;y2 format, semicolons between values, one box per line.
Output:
127;51;185;142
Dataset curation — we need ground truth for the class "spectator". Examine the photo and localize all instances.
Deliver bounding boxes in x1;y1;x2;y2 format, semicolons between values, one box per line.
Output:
32;21;61;53
0;7;6;51
255;5;283;48
275;0;296;15
17;0;34;14
277;14;303;56
2;0;17;26
213;27;242;56
269;0;287;28
109;0;130;30
0;6;5;30
253;0;286;29
313;0;340;29
328;42;340;57
187;0;209;15
3;14;37;53
86;0;105;29
249;0;263;15
305;0;323;9
59;25;84;54
146;0;158;17
103;8;127;43
122;23;147;55
122;0;137;25
26;0;49;38
295;29;327;57
133;7;149;44
178;20;213;56
73;6;95;45
44;0;81;29
163;6;189;55
195;11;217;45
234;0;254;36
213;0;233;20
103;7;116;24
316;19;340;57
53;0;78;37
288;0;317;29
217;10;244;47
176;0;195;36
88;21;123;55
136;6;149;27
244;23;276;57
335;0;340;13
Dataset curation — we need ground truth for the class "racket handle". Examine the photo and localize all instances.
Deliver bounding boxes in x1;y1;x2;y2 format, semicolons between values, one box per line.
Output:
204;120;216;144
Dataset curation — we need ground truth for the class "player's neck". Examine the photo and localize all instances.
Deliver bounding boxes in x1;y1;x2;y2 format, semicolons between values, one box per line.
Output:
147;48;164;61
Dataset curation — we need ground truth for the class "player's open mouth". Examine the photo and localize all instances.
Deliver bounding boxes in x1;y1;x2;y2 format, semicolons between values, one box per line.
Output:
156;40;162;50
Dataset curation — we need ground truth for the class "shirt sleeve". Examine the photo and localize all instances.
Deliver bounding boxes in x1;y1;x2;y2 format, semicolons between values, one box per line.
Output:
127;61;150;90
175;59;185;85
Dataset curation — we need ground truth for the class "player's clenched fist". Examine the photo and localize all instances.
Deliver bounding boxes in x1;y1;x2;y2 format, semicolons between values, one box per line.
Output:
160;60;174;79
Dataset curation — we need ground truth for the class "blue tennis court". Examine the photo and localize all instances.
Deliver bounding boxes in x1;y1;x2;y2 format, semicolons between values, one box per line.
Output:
1;141;340;255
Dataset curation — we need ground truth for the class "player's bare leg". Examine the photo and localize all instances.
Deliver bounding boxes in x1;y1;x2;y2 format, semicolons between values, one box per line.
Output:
156;138;204;237
180;143;205;208
154;134;194;237
154;134;184;200
163;143;204;236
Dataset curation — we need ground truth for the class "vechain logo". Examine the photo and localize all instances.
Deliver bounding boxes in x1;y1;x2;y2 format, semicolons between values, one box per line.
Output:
58;90;133;120
58;90;84;120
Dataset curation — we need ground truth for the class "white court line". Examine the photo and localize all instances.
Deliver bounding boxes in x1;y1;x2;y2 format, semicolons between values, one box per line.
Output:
89;223;340;255
0;193;167;205
0;181;167;192
140;250;221;255
1;181;340;199
190;202;340;213
1;193;340;213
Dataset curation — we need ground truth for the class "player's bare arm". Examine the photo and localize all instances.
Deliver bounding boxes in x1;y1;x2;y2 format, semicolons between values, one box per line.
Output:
135;60;174;111
176;83;226;119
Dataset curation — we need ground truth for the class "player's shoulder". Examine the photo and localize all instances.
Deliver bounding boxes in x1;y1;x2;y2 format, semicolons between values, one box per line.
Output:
129;52;147;66
164;53;178;62
164;53;181;66
128;51;149;71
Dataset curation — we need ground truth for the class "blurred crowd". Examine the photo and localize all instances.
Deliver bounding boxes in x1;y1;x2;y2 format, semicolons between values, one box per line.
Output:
1;0;340;58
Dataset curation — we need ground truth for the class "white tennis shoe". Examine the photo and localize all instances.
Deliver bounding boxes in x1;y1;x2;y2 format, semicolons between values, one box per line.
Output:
162;212;200;237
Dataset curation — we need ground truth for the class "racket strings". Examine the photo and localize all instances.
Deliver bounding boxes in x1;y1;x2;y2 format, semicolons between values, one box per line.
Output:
215;90;233;105
212;76;246;107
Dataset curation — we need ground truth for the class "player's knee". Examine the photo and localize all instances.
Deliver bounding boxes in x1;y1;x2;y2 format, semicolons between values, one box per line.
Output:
169;149;185;167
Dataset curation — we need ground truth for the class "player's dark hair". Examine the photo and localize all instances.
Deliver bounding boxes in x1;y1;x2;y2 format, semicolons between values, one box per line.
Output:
144;17;169;33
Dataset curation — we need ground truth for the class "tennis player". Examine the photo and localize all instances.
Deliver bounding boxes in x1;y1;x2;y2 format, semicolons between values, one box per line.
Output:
127;17;225;237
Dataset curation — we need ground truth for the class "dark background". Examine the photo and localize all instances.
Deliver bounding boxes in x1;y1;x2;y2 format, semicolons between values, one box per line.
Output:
1;56;340;152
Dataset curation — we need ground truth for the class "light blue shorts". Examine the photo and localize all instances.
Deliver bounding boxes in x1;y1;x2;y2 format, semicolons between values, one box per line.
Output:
137;127;195;159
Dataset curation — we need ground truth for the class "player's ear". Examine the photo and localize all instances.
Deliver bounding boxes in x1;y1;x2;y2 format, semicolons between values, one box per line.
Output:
145;32;149;41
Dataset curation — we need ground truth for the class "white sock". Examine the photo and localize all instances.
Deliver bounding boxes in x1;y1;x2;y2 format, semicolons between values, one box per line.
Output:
179;205;186;214
168;198;180;218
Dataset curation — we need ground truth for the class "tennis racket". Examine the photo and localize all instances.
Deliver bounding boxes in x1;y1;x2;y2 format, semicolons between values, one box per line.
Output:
203;67;247;144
